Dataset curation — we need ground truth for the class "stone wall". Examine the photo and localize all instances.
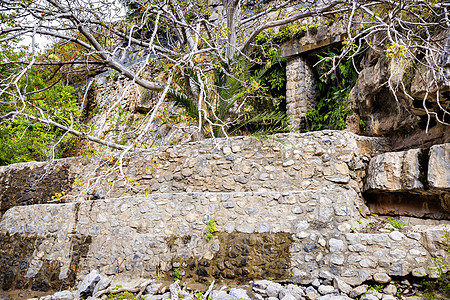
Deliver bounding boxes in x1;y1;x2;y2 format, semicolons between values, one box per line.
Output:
0;131;387;205
1;131;450;294
0;161;74;216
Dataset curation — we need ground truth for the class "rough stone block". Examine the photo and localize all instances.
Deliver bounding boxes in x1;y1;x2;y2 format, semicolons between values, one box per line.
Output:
229;288;250;300
428;143;449;189
52;291;74;300
76;270;101;299
373;272;391;283
364;143;450;216
279;284;305;299
364;149;422;192
349;285;367;298
266;282;282;297
333;277;352;294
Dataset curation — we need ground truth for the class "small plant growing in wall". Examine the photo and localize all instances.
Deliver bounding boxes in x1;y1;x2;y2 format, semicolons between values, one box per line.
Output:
368;284;384;293
145;157;159;174
421;228;450;299
387;217;408;230
206;219;217;242
110;69;119;80
52;191;68;202
308;22;318;34
192;291;212;300
172;268;180;281
74;178;83;186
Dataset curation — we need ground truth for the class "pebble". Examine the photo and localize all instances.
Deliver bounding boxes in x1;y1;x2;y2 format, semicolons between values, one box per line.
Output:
318;285;335;295
384;284;397;295
229;288;250;300
266;282;283;297
311;279;321;288
360;294;379;300
349;285;367;298
373;272;391;283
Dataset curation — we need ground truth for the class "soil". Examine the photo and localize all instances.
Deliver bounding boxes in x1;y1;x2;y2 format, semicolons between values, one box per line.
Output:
0;289;52;300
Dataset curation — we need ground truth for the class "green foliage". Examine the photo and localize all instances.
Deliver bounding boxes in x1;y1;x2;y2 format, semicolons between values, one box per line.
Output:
387;217;408;229
255;23;309;46
169;52;289;138
230;111;289;137
110;70;119;80
307;48;359;131
0;81;82;165
422;228;450;299
368;284;384;293
206;218;217;242
192;290;212;300
81;147;100;160
0;35;86;166
172;268;180;281
107;290;146;300
359;119;366;132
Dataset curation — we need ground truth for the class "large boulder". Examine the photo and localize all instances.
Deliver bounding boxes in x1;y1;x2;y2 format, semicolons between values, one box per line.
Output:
428;143;450;189
364;143;450;217
76;270;101;299
364;148;423;191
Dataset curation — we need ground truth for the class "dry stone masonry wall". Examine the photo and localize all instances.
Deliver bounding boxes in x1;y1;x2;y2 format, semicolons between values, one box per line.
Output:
0;131;449;295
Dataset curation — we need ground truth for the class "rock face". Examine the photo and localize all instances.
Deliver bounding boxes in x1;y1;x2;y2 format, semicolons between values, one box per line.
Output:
364;143;450;217
280;27;450;147
344;44;450;149
0;131;448;293
428;143;450;189
364;148;423;191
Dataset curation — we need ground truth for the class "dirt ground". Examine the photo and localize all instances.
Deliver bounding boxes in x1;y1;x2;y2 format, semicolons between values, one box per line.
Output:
0;289;52;300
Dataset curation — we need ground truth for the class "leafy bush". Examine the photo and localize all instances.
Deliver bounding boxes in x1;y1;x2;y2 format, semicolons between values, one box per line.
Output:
0;82;82;165
0;37;86;165
307;48;359;130
169;53;289;138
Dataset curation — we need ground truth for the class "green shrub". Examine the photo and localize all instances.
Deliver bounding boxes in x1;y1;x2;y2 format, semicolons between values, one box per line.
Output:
307;48;359;130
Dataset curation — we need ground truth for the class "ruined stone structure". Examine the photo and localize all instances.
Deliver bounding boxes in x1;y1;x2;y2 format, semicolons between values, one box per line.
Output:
282;23;347;131
1;131;449;295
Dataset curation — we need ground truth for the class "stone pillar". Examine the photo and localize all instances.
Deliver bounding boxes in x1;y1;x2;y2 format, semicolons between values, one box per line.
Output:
285;56;315;131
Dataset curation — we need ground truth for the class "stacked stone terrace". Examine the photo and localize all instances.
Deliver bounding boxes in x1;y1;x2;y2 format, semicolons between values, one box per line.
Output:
0;131;449;293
